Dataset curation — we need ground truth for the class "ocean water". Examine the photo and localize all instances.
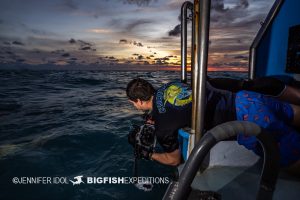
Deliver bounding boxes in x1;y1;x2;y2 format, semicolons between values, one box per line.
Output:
0;70;246;200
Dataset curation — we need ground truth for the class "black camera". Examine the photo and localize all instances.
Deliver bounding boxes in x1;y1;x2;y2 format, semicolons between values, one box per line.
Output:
128;123;156;159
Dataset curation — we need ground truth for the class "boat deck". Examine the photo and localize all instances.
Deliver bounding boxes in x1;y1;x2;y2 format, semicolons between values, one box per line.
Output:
186;161;300;200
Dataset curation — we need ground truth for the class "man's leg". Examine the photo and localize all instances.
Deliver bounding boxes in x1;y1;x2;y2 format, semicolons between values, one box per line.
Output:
279;86;300;105
286;160;300;177
290;103;300;128
235;90;300;168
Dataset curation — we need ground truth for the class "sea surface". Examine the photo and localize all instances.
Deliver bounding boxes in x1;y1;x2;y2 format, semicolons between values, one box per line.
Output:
0;70;246;200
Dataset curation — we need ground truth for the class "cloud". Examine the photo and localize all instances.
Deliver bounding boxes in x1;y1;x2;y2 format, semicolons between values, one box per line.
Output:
236;0;249;9
234;55;248;60
211;0;228;13
62;53;70;57
125;19;153;32
80;46;91;50
5;51;14;55
168;24;181;37
137;55;144;60
119;39;128;44
69;38;76;44
51;49;65;54
62;0;78;10
133;41;143;47
12;41;24;46
87;28;112;34
119;39;144;47
78;40;92;46
16;58;25;63
122;0;156;7
3;41;10;45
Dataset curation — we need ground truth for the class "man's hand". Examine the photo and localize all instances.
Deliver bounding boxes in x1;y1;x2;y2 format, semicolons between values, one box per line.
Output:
135;146;153;160
151;149;181;166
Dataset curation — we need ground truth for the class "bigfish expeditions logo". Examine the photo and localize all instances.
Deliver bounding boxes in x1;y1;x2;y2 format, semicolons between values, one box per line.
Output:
69;175;85;185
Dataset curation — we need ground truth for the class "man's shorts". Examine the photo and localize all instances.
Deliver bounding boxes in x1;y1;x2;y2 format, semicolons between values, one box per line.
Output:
235;90;300;167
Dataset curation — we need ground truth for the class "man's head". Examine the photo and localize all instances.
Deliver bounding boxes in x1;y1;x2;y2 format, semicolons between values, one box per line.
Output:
126;78;155;111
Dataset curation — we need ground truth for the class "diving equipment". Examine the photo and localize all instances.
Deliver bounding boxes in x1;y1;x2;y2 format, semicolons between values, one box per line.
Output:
128;123;156;160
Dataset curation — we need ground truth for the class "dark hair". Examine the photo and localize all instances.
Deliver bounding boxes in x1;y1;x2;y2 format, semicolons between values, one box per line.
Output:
126;78;155;102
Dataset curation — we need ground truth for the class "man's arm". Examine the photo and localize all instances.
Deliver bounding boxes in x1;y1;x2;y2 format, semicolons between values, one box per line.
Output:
151;149;181;166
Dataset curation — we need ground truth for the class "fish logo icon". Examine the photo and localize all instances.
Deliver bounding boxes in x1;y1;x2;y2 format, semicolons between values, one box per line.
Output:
69;175;85;185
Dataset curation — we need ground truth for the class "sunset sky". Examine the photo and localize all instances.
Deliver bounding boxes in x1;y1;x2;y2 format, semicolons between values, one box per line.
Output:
0;0;274;71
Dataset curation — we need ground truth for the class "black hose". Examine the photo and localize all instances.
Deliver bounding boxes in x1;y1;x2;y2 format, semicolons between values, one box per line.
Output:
163;121;280;200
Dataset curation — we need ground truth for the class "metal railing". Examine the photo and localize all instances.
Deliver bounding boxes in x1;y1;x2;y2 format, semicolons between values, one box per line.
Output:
180;1;193;83
192;0;211;143
180;0;211;148
248;0;284;79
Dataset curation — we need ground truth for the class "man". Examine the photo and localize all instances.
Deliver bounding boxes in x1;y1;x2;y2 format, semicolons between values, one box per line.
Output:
127;78;191;165
126;78;300;174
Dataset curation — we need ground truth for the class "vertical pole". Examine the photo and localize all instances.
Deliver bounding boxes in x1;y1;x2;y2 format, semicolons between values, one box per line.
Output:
181;2;193;83
181;3;188;83
249;46;255;80
190;0;199;152
192;0;211;143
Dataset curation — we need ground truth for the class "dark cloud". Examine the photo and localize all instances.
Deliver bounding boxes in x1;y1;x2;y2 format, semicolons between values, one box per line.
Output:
12;41;24;46
80;46;91;50
133;41;143;47
5;51;14;55
236;0;249;9
122;0;156;7
3;41;10;45
106;56;116;60
69;38;76;44
149;55;154;57
211;0;228;13
137;55;144;60
119;39;128;44
33;50;41;54
213;61;246;67
70;57;77;61
168;24;181;37
51;49;65;54
62;0;78;10
234;55;248;60
30;28;54;36
62;53;70;57
132;53;139;56
16;58;25;63
125;19;153;32
78;40;92;46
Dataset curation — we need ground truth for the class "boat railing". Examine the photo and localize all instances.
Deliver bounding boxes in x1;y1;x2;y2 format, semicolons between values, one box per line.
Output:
248;0;284;79
180;1;193;84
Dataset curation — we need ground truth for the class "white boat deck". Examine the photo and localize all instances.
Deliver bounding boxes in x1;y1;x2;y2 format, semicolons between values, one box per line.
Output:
178;141;300;200
188;162;300;200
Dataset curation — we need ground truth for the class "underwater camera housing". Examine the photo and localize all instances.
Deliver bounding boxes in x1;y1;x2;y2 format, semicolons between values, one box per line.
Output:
128;123;156;159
